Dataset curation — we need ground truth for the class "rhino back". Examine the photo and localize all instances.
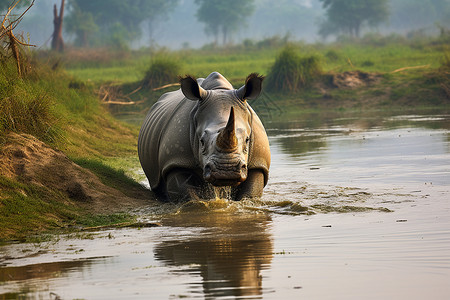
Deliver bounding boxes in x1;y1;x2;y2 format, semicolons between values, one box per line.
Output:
138;90;197;189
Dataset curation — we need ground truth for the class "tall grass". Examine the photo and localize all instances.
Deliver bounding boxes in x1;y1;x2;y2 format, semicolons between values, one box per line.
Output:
266;45;322;93
142;53;181;88
0;61;63;143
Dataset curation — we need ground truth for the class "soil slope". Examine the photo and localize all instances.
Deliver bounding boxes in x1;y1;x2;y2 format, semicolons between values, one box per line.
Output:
0;133;155;214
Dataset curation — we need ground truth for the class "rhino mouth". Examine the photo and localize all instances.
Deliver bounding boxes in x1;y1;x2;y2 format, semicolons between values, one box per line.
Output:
203;159;247;187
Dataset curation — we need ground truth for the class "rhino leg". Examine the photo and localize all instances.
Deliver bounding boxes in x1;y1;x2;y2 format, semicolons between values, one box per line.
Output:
165;169;206;202
151;183;170;202
234;169;265;201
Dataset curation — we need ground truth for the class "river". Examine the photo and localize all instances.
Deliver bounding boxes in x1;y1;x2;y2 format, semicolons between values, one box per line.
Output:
1;109;449;299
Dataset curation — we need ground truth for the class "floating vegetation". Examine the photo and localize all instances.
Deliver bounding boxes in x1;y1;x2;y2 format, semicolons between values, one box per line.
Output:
310;204;392;214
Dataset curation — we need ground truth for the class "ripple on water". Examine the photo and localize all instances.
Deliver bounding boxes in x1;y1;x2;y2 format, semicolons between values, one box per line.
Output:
131;182;402;223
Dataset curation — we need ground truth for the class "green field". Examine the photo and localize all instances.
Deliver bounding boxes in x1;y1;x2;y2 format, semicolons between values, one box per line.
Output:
65;42;446;85
59;38;449;116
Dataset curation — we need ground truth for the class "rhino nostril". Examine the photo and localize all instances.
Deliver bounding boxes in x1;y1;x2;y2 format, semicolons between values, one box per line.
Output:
241;164;247;171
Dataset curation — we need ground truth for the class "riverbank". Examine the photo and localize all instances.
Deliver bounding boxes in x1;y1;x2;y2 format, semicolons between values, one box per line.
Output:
0;60;157;242
1;38;449;241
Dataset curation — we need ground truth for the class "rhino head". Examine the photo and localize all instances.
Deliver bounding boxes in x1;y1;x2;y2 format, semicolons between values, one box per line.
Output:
180;73;264;187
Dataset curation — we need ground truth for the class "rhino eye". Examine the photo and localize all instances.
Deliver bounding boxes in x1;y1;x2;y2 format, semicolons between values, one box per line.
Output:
245;136;250;144
200;138;205;148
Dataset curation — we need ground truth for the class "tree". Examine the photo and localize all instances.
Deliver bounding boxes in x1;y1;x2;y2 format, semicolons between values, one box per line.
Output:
51;0;65;52
248;0;323;42
318;0;389;38
195;0;255;45
64;4;98;47
0;0;30;13
389;0;450;32
65;0;178;47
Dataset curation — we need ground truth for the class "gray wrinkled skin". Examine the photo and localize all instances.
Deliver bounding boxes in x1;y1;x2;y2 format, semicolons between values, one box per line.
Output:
138;72;270;201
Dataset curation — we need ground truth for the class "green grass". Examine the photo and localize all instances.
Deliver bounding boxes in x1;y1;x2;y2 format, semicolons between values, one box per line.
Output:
266;45;322;93
143;53;181;88
63;41;448;113
324;44;442;73
66;48;277;84
0;175;80;241
0;62;64;144
72;157;143;194
0;51;143;241
75;213;135;228
65;41;444;84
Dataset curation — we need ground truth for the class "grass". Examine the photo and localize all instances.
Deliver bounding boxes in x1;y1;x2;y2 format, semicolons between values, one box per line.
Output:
0;175;80;241
266;45;322;93
0;62;63;144
65;41;444;84
75;212;135;228
142;52;181;88
0;52;142;241
0;56;139;158
72;157;143;194
65;48;277;84
62;38;448;113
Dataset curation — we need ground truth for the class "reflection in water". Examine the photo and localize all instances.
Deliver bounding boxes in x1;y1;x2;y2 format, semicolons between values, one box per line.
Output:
155;211;273;298
272;133;327;157
0;257;103;299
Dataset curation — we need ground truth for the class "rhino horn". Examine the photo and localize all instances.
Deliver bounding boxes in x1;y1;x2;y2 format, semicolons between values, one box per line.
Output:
216;107;238;151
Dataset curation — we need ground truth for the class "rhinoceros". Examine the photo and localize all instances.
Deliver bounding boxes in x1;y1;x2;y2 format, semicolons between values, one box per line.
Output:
138;72;270;201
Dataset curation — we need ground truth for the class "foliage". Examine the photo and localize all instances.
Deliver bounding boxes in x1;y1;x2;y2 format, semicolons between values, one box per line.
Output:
319;0;389;38
249;0;322;42
194;0;255;45
266;45;322;93
65;0;179;47
389;0;450;31
0;0;30;13
142;53;181;88
1;1;61;143
64;4;98;47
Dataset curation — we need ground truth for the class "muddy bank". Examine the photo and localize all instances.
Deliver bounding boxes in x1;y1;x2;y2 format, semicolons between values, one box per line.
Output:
0;133;155;239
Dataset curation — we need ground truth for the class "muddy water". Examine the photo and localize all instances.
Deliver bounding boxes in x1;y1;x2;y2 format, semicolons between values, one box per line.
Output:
1;110;450;300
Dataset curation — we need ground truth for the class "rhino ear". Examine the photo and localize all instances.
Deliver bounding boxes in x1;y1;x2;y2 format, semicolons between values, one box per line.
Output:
180;75;208;101
236;73;264;101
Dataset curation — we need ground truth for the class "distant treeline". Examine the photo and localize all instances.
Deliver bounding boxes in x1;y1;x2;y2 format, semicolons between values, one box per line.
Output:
6;0;450;49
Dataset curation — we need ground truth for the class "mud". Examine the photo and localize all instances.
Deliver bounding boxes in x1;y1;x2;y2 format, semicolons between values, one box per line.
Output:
0;133;153;214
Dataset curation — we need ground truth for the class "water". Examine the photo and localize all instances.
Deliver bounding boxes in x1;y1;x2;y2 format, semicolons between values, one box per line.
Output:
1;110;450;299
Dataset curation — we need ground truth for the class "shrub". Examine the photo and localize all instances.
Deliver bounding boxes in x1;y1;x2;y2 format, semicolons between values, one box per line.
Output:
325;49;341;61
266;45;322;93
361;60;375;67
142;54;181;89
